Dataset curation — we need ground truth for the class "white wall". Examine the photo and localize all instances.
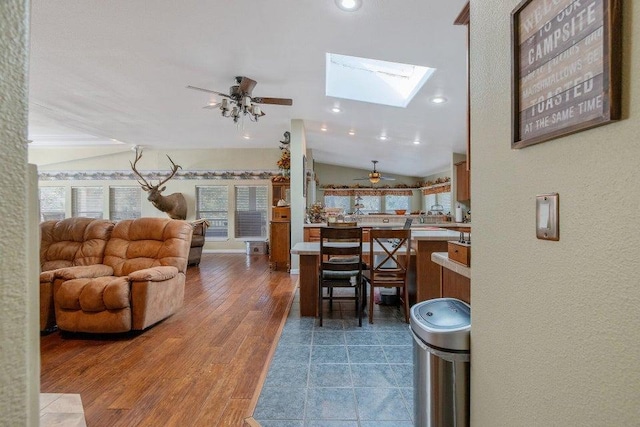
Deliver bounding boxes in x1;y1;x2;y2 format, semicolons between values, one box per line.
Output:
0;0;39;424
471;0;640;425
32;147;281;251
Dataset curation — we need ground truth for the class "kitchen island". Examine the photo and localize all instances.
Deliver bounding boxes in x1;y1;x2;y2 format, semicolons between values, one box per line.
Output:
432;252;471;303
291;228;463;317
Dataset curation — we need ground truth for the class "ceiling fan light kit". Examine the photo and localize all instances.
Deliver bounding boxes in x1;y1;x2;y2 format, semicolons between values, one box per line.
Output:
354;160;396;184
187;76;292;125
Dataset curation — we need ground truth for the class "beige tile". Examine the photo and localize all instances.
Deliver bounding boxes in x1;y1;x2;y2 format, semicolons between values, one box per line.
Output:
40;393;62;410
40;393;84;414
40;412;87;427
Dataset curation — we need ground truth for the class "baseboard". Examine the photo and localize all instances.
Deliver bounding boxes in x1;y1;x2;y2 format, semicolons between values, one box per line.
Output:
203;249;249;254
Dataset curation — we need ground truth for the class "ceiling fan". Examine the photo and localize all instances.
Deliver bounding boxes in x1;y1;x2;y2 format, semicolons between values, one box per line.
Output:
186;76;293;123
354;160;396;184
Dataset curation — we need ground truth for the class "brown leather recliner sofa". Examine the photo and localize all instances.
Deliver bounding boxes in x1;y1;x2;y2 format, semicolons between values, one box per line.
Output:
42;217;193;334
40;217;115;332
188;219;209;266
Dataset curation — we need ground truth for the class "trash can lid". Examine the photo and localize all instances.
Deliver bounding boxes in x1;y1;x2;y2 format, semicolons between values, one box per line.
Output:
410;298;470;352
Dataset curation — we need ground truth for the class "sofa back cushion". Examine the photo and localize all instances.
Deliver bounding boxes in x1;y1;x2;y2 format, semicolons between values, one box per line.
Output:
104;218;193;277
40;218;115;271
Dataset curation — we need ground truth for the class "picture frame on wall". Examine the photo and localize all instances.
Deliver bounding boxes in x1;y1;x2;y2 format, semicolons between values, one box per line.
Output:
511;0;622;149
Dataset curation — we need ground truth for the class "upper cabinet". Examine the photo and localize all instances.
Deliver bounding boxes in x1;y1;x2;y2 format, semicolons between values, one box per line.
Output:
455;161;470;202
271;181;290;207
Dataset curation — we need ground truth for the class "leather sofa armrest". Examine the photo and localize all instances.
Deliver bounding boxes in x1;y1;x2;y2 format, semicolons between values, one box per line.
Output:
128;266;179;282
54;264;114;280
40;271;56;283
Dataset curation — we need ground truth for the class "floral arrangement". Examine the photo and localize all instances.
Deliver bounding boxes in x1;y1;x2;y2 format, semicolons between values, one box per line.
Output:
277;149;290;171
306;202;325;223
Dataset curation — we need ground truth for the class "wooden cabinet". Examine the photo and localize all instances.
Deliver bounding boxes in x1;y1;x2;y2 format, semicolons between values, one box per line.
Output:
304;227;321;242
269;221;290;271
441;268;470;304
271;181;290;207
455;161;470;201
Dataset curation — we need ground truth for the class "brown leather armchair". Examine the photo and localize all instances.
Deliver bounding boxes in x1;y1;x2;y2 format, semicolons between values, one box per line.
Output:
52;217;193;333
39;217;115;332
188;219;209;266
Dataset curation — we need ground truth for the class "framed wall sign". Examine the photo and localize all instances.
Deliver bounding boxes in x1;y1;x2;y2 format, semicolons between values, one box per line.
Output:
511;0;622;149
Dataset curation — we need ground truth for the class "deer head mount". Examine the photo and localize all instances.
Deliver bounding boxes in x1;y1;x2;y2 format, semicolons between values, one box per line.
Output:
130;148;187;220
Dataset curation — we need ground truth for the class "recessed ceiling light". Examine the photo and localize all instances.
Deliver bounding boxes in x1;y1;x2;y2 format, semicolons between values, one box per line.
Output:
413;140;421;145
331;106;341;113
321;126;328;132
379;135;388;141
335;0;362;12
348;130;355;136
431;96;447;104
243;134;250;140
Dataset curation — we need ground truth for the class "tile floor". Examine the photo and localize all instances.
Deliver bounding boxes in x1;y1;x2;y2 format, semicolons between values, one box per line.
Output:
40;393;87;427
254;289;415;426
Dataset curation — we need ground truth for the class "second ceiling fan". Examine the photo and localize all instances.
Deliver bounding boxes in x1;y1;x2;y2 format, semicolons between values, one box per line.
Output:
187;76;293;123
354;160;396;184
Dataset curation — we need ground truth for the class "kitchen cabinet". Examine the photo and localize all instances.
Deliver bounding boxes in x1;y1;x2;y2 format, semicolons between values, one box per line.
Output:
455;161;470;201
271;181;290;207
269;221;290;271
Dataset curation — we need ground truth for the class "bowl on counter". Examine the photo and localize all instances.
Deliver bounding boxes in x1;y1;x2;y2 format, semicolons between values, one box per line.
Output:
394;209;407;215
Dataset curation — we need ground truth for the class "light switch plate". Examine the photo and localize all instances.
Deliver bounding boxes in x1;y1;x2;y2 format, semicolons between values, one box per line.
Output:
536;193;559;240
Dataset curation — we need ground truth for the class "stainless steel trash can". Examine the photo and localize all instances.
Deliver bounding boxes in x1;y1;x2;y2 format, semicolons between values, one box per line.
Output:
410;298;471;427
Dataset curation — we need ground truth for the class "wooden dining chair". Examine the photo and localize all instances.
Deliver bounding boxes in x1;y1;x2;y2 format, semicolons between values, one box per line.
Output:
318;226;364;327
363;228;412;324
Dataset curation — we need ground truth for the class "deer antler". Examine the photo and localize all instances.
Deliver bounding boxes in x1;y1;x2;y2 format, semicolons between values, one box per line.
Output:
155;155;182;189
130;147;152;190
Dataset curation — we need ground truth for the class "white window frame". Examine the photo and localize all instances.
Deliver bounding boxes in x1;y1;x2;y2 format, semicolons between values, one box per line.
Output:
196;186;229;240
71;186;104;218
109;186;141;220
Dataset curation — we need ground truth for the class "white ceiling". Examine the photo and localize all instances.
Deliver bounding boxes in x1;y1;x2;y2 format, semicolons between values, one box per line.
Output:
28;0;468;178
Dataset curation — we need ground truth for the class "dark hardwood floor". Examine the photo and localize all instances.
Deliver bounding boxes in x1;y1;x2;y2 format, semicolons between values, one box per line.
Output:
40;253;298;427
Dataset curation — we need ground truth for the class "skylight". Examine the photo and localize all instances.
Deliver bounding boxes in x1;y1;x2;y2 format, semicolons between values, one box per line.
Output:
325;53;435;108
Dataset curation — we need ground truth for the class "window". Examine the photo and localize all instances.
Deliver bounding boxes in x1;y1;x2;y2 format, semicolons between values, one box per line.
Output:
109;187;141;220
196;186;229;239
324;195;351;213
235;185;268;238
72;186;103;218
424;192;452;213
39;186;66;221
385;195;410;213
359;195;381;214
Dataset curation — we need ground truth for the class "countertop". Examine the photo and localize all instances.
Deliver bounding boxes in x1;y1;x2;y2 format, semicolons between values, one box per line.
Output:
431;252;471;278
304;222;471;229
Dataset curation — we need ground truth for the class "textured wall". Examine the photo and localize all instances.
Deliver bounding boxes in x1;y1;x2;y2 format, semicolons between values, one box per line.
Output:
470;0;640;425
0;0;38;425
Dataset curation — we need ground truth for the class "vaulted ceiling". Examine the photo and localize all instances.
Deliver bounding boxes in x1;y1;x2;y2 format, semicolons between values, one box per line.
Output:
29;0;468;177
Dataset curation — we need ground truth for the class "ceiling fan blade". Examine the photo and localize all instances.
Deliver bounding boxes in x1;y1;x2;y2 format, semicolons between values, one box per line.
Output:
380;176;396;181
238;77;257;95
186;85;230;98
252;97;293;106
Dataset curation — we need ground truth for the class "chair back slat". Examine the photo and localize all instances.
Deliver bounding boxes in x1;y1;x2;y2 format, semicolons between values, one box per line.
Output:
368;228;411;278
318;226;365;326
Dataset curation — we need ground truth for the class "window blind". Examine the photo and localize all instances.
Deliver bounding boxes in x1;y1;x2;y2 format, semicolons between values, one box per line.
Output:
72;186;103;218
39;186;66;221
385;195;410;213
323;195;351;212
359;195;381;214
109;187;141;220
234;186;267;238
196;186;229;238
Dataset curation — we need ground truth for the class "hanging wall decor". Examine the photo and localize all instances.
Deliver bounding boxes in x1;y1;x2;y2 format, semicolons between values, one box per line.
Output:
511;0;622;148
